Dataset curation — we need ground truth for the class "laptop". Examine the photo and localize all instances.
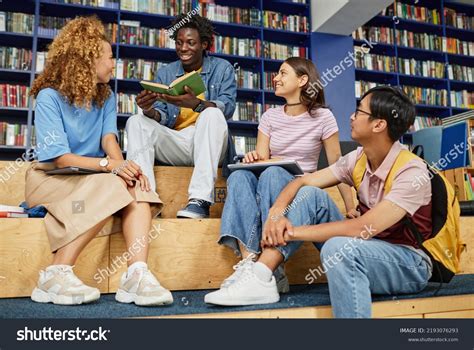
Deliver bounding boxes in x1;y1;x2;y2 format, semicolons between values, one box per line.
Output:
228;159;304;176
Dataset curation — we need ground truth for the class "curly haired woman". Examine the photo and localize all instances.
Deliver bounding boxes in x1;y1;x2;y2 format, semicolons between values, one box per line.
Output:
26;16;173;306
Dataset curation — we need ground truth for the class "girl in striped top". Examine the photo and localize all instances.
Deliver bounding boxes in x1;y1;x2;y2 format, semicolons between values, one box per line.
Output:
207;57;356;302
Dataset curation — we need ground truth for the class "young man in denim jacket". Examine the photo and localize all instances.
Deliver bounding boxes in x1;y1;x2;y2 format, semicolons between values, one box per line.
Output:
127;14;237;218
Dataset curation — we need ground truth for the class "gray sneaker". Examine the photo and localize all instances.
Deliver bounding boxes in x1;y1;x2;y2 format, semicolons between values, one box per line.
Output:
274;264;290;294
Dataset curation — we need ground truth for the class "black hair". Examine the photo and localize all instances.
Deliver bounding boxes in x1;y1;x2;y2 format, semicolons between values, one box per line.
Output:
361;86;416;142
169;14;215;51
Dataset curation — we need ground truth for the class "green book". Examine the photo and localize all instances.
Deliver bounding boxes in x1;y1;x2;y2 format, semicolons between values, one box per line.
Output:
140;70;206;96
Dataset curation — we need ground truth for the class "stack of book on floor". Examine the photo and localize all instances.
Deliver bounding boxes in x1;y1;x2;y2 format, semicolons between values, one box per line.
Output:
0;204;28;218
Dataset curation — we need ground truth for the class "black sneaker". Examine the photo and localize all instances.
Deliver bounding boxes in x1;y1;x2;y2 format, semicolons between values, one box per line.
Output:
176;199;210;219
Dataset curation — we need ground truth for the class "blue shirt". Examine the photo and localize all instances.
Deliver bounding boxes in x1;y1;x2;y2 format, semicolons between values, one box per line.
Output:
34;88;118;162
152;54;237;128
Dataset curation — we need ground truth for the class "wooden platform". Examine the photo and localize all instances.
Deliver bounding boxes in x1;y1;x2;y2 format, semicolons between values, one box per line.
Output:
0;162;227;218
0;161;473;318
154;294;474;319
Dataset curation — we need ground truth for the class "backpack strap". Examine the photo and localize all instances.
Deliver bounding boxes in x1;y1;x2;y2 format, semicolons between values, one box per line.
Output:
383;149;420;195
352;149;420;194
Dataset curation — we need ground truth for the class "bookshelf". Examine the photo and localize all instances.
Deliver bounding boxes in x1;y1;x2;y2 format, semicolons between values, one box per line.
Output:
0;0;311;159
353;0;474;129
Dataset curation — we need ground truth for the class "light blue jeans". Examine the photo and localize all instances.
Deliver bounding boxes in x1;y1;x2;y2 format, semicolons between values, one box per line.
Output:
280;186;432;318
219;166;295;255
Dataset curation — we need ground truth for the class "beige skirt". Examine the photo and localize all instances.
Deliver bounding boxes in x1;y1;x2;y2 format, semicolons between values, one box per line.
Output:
25;162;163;252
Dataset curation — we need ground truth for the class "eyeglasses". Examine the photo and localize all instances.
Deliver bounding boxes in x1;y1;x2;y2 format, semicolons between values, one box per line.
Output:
354;108;372;118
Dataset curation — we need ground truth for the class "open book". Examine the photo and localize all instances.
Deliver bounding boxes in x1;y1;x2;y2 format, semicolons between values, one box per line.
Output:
228;159;304;176
140;70;206;96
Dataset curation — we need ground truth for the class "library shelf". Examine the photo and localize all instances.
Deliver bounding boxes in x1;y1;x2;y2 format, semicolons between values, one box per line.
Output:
0;0;312;159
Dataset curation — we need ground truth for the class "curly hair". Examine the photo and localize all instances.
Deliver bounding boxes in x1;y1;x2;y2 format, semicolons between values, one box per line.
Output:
30;16;112;109
169;14;215;51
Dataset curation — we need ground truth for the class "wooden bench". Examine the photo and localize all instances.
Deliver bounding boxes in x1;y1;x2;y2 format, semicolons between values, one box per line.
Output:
0;161;473;320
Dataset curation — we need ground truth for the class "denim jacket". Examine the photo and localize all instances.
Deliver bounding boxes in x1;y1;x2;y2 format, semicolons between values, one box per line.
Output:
151;54;237;177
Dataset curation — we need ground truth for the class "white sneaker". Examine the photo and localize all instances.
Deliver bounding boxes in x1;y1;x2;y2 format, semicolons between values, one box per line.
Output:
220;253;256;288
31;265;100;305
205;261;280;306
115;268;173;306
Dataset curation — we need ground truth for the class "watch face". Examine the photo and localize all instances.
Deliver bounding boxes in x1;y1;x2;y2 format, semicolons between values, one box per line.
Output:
100;159;108;167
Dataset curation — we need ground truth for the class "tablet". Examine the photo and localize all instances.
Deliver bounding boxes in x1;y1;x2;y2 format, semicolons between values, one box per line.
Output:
228;160;304;176
45;166;104;175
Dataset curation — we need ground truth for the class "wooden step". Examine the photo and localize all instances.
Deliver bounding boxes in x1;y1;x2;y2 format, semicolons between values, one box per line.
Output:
1;216;473;299
0;161;228;218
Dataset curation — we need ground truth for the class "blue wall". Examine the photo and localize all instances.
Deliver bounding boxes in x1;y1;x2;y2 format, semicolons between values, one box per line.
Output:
311;32;356;141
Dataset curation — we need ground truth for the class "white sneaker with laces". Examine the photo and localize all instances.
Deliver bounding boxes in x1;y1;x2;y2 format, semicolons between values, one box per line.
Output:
205;261;280;306
115;268;173;306
220;253;256;288
31;265;100;305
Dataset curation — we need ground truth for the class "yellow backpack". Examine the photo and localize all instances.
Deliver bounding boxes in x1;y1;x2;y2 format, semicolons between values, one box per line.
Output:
353;149;465;283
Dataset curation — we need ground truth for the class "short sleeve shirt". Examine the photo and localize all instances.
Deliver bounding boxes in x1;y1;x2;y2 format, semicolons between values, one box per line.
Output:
34;88;118;162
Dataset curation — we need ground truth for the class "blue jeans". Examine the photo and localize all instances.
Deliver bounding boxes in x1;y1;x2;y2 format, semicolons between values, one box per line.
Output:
219;166;294;255
280;186;432;318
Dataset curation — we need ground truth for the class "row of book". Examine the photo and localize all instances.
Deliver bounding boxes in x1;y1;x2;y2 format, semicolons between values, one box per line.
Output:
0;12;34;34
393;2;441;25
211;36;260;58
0;84;30;108
398;58;445;79
353;48;396;73
264;71;277;90
232;102;262;123
402;85;448;106
408;116;442;132
115;59;168;81
450;90;474;109
461;170;474;201
444;7;474;31
117;92;139;115
0;204;28;218
396;29;443;51
0;46;32;71
119;21;174;49
263;42;307;61
448;64;474;83
234;136;257;156
120;0;196;16
444;37;474;56
352;27;394;45
38;15;70;38
0;123;28;147
263;11;309;33
355;26;474;57
236;70;261;90
200;3;261;27
355;80;380;99
46;0;119;9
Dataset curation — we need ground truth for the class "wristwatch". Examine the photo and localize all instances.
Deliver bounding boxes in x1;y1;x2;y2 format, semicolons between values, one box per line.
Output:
99;156;110;171
193;100;206;113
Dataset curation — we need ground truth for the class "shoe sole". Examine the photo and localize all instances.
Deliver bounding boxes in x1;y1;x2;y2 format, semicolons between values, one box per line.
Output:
204;293;280;306
115;289;174;306
31;287;100;305
176;209;209;219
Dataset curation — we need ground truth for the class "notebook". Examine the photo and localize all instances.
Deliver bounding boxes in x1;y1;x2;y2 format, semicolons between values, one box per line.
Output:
44;167;104;175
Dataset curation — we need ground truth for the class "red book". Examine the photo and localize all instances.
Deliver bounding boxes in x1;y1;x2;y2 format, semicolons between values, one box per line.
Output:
0;211;28;218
